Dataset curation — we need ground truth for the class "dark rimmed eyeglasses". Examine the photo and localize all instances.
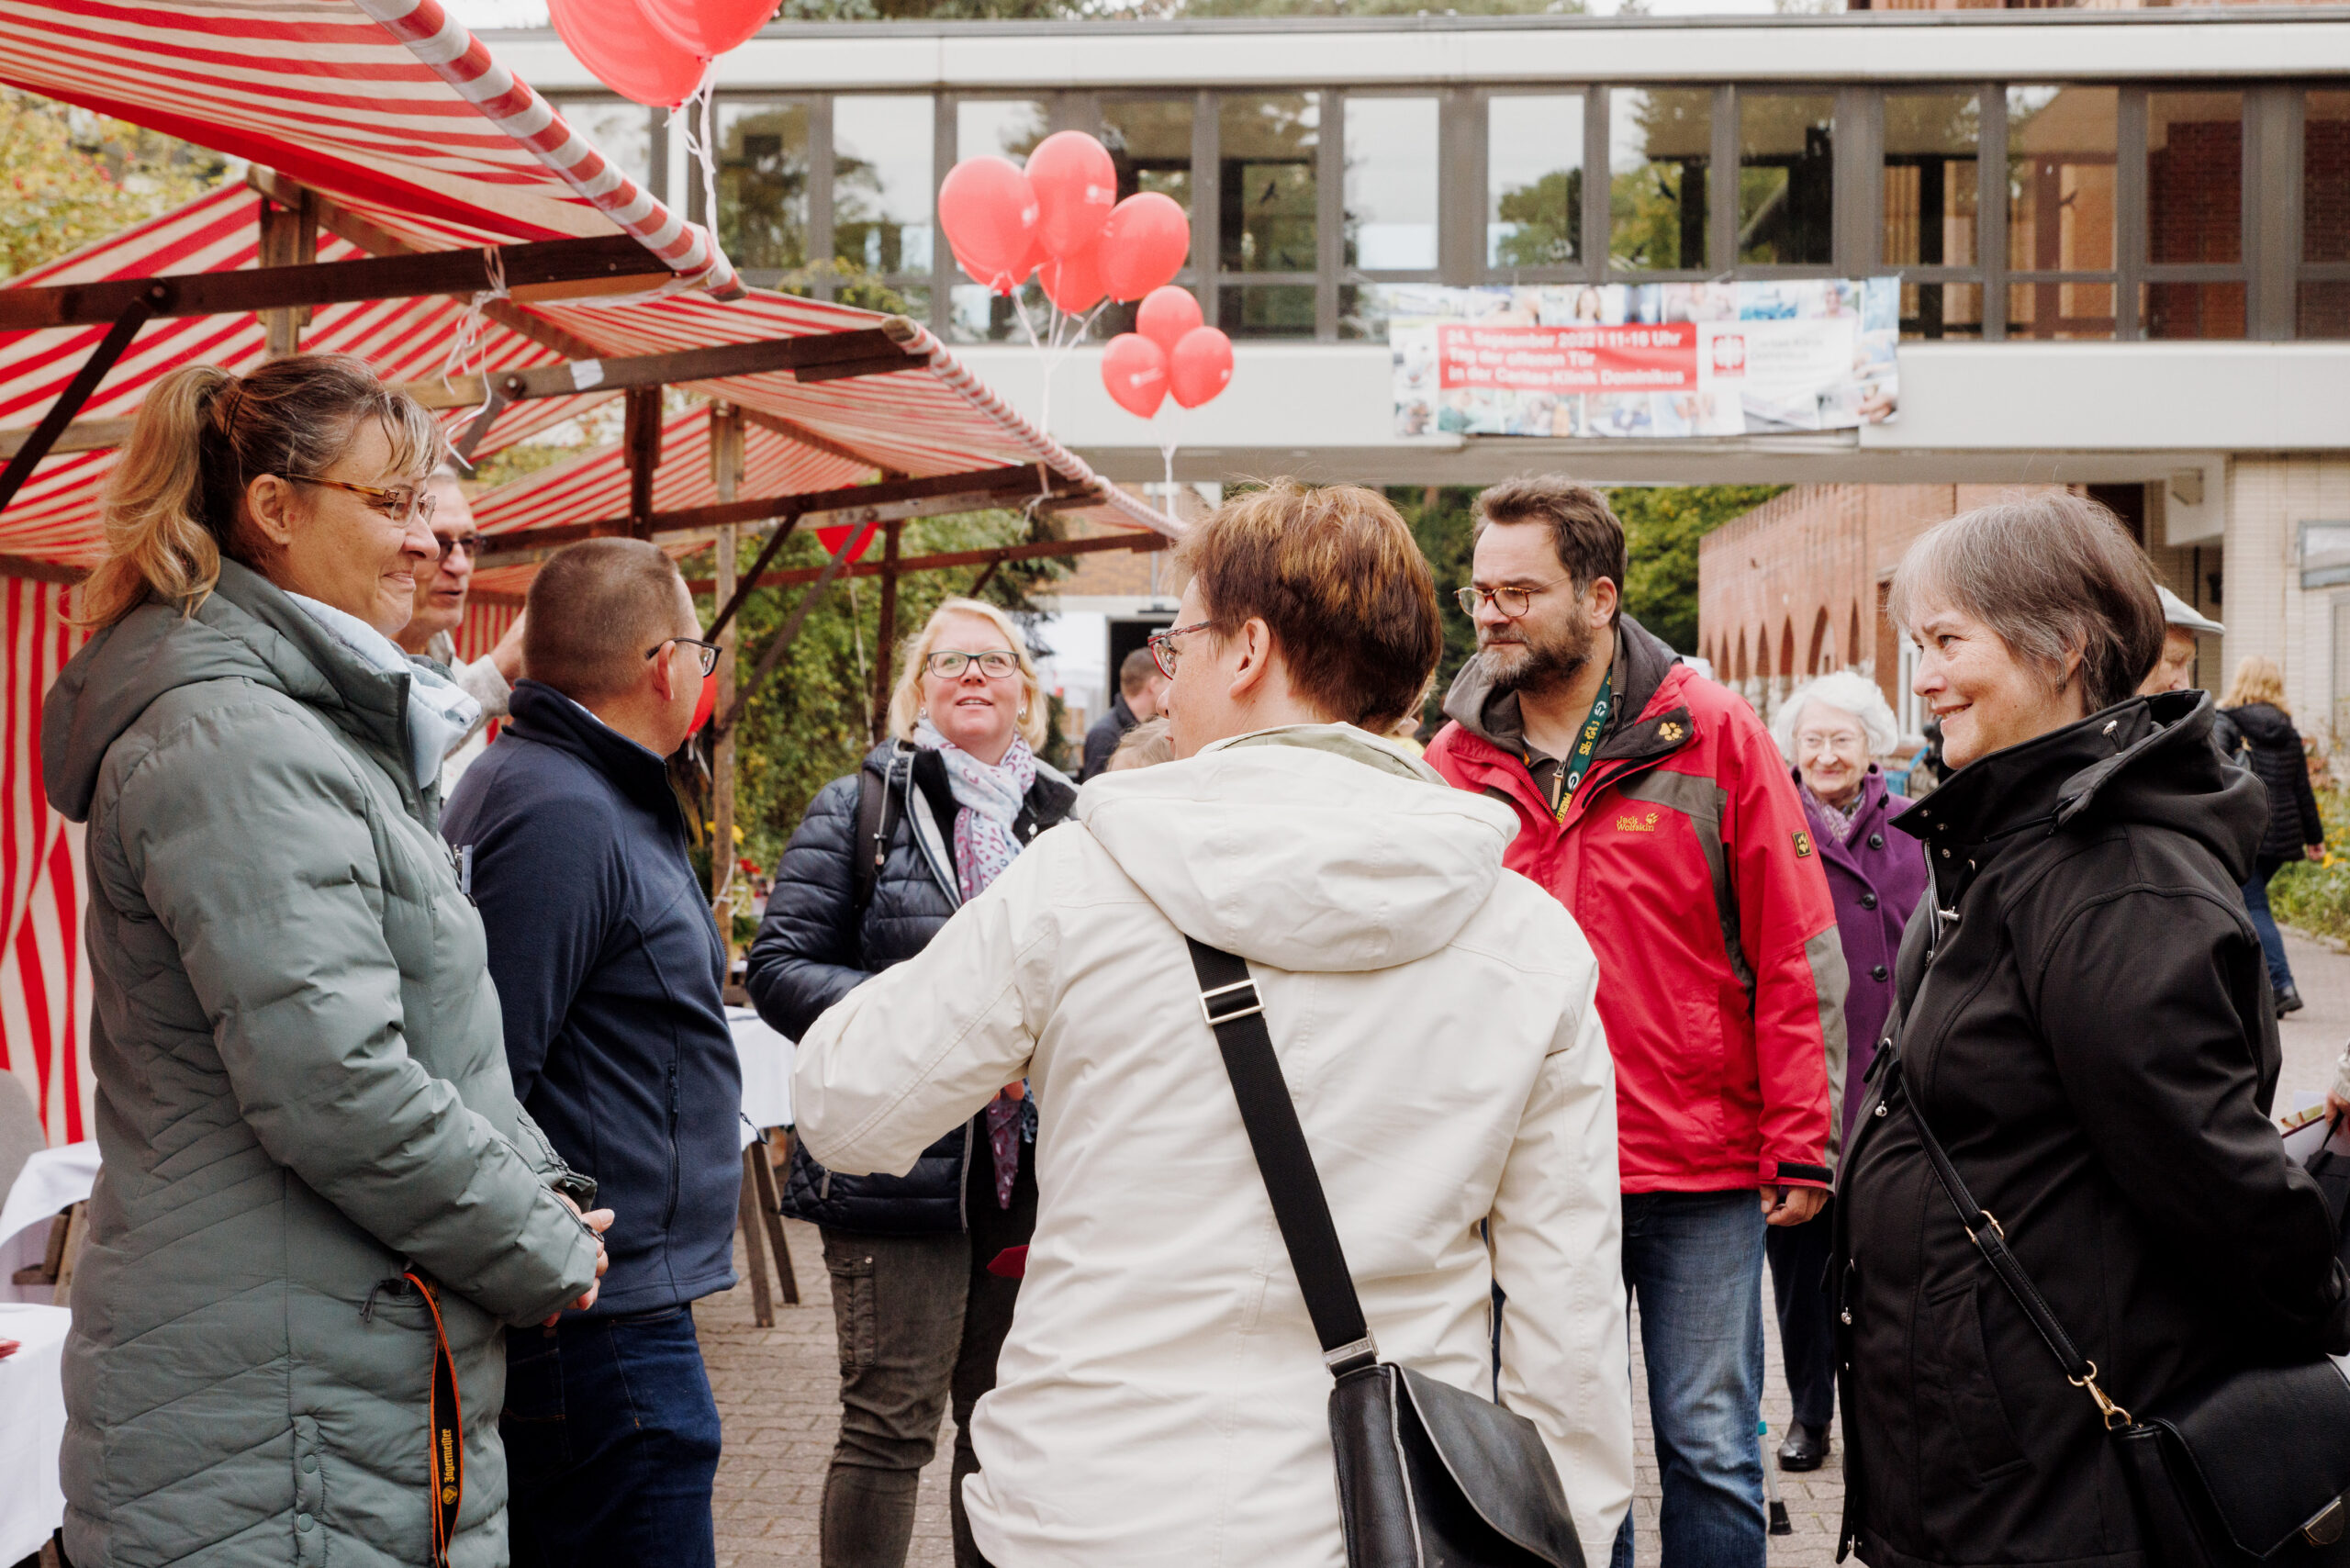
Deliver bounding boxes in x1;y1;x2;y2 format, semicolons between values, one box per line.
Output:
648;636;723;677
432;532;484;563
1147;620;1221;680
1454;577;1572;621
924;649;1020;679
282;474;437;528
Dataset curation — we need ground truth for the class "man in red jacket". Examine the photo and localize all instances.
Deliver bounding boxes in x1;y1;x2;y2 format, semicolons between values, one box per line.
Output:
1427;477;1845;1568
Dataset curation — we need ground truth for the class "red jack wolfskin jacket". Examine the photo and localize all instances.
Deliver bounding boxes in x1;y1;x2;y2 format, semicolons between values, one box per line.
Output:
1427;616;1846;1194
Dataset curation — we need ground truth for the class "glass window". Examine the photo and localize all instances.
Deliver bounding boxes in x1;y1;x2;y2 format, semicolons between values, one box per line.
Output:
2143;282;2244;341
1610;88;1710;272
2147;92;2242;265
2302;281;2350;340
2306;91;2350;265
1219;284;1315;339
1899;283;1983;341
2007;86;2117;274
958;99;1048;165
1739;93;1833;266
1344;97;1438;272
1221;94;1319;273
555;100;657;194
833;96;934;277
1487;95;1583;270
1104;99;1194;213
717;101;811;275
2008;280;2114;341
1883;91;1978;270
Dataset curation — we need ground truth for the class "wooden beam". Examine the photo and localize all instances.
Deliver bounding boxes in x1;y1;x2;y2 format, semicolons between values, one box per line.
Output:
0;554;87;585
474;330;922;406
0;235;670;331
0;418;134;459
623;386;663;539
870;521;901;737
257;187;317;358
685;529;1166;595
473;465;1048;562
0;298;152;513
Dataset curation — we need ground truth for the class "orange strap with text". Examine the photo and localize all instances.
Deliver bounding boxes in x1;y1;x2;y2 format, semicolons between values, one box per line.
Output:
404;1271;464;1568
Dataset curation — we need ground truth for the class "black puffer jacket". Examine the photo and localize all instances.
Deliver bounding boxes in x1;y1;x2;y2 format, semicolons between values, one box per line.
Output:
1835;691;2350;1568
2215;700;2324;866
745;739;1076;1233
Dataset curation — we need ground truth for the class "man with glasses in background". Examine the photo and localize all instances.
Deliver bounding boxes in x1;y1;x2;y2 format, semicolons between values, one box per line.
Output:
394;465;527;792
1426;476;1845;1568
443;538;741;1568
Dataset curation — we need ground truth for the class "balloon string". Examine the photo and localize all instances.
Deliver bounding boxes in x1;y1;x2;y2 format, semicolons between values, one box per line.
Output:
672;64;721;252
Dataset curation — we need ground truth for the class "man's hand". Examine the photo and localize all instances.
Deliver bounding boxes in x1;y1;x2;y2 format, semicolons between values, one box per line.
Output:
1761;1184;1828;1227
2309;844;2326;863
544;1195;614;1326
490;611;528;683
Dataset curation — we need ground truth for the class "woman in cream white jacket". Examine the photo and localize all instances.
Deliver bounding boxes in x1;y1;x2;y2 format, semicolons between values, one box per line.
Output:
793;482;1632;1568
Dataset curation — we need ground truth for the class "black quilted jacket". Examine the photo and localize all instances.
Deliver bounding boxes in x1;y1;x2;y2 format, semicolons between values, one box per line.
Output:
2214;701;2324;867
745;740;1075;1234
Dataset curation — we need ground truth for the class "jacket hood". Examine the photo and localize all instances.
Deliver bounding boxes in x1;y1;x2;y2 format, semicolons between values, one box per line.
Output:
1897;690;2266;883
1076;723;1520;972
44;559;412;823
2226;701;2297;746
1441;613;1682;756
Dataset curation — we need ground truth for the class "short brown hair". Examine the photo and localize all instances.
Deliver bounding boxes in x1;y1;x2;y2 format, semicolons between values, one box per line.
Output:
1173;480;1441;733
1117;646;1160;698
1886;490;2164;714
524;539;694;702
1473;476;1628;627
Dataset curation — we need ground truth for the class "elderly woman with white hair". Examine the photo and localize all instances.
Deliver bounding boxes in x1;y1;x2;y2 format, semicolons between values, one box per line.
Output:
1762;669;1928;1474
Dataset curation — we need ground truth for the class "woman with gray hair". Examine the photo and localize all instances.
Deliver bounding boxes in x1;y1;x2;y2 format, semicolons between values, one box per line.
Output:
1761;670;1926;1475
1835;492;2347;1568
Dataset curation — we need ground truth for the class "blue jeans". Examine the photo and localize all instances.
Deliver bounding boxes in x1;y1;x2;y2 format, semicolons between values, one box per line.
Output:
2244;857;2296;992
502;1304;723;1568
1611;1191;1767;1568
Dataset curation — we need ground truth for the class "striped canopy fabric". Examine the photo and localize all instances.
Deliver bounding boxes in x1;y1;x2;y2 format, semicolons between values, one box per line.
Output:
0;580;88;1147
0;0;736;293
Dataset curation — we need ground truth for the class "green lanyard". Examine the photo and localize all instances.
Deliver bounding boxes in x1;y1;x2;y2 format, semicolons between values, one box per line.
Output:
1556;672;1613;816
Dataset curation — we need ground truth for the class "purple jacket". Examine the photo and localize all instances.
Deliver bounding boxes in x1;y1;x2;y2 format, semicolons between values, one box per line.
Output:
1795;767;1930;1154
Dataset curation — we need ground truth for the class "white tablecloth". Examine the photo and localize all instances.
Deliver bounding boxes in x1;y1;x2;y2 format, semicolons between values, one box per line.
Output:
0;1143;98;1255
732;1007;796;1148
0;1303;71;1563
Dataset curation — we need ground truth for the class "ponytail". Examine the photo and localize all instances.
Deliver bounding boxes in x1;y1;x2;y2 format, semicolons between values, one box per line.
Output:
76;354;441;629
79;364;234;627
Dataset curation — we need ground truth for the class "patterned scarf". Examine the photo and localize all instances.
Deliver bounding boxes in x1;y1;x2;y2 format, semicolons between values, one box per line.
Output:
913;716;1041;1207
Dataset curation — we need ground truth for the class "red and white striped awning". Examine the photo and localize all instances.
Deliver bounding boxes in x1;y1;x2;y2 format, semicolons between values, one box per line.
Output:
0;0;736;294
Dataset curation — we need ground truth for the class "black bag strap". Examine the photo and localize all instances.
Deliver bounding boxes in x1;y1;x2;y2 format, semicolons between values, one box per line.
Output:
1184;936;1379;1377
852;757;895;924
1884;1051;2135;1430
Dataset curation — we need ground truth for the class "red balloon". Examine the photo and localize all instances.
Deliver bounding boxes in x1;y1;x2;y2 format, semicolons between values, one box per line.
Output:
638;0;774;59
1096;192;1190;302
938;157;1038;281
1169;326;1235;409
1100;334;1169;420
1024;131;1117;258
1039;242;1104;313
550;0;708;108
1135;286;1203;357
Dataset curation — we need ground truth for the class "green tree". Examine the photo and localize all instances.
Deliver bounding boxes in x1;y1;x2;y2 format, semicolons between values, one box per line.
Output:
0;90;227;281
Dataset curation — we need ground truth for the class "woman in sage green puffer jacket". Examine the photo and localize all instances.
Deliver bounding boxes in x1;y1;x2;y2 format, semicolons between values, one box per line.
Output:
40;357;603;1568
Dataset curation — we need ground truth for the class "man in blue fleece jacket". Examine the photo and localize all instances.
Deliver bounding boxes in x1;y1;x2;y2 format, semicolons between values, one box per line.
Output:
443;538;742;1568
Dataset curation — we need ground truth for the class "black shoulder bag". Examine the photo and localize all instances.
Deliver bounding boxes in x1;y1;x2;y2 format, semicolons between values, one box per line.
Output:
1885;1052;2350;1568
1187;937;1587;1568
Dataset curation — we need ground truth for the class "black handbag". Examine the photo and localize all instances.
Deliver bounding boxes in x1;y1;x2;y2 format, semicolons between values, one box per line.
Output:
1186;936;1587;1568
1884;1051;2350;1568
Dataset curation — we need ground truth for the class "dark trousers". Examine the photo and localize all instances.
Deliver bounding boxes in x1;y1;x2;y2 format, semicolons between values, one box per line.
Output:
819;1136;1035;1568
1763;1203;1837;1430
502;1303;723;1568
2244;856;2298;992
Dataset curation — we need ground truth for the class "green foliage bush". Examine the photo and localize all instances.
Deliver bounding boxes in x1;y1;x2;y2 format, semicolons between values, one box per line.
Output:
2269;781;2350;944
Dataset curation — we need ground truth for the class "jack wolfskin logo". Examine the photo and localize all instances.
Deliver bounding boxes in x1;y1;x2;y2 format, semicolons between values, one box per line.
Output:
1617;811;1662;834
1656;721;1685;744
1793;829;1814;858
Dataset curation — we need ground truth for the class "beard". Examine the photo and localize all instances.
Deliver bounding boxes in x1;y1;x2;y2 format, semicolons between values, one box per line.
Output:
1479;613;1597;695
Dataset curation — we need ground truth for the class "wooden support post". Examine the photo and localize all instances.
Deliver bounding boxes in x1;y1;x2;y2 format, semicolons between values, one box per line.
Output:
871;521;902;740
736;1147;775;1328
623;386;663;539
750;1142;800;1305
257;189;317;358
710;405;744;954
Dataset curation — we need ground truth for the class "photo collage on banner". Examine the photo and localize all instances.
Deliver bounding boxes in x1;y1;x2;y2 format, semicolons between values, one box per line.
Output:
1386;279;1900;439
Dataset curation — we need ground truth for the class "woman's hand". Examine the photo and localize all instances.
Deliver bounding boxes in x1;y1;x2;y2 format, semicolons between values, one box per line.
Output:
2308;844;2325;863
545;1193;614;1326
1762;1184;1828;1227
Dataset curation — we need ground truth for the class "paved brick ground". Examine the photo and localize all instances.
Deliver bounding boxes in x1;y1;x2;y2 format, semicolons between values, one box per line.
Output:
703;927;2350;1568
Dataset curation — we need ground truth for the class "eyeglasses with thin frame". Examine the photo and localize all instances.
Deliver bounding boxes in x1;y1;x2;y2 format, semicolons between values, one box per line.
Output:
283;474;438;528
647;636;722;677
925;649;1020;680
1147;621;1220;681
432;532;485;564
1455;577;1572;621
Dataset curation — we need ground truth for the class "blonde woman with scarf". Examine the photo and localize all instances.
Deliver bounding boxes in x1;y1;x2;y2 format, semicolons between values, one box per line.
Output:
744;597;1076;1568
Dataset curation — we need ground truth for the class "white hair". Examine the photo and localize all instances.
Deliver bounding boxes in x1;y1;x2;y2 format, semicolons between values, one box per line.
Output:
1771;670;1900;764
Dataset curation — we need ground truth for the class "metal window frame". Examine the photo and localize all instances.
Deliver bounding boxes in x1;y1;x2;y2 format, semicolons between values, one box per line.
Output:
1468;86;1596;286
701;91;825;296
1595;83;1727;283
543;95;668;206
1728;82;1845;275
